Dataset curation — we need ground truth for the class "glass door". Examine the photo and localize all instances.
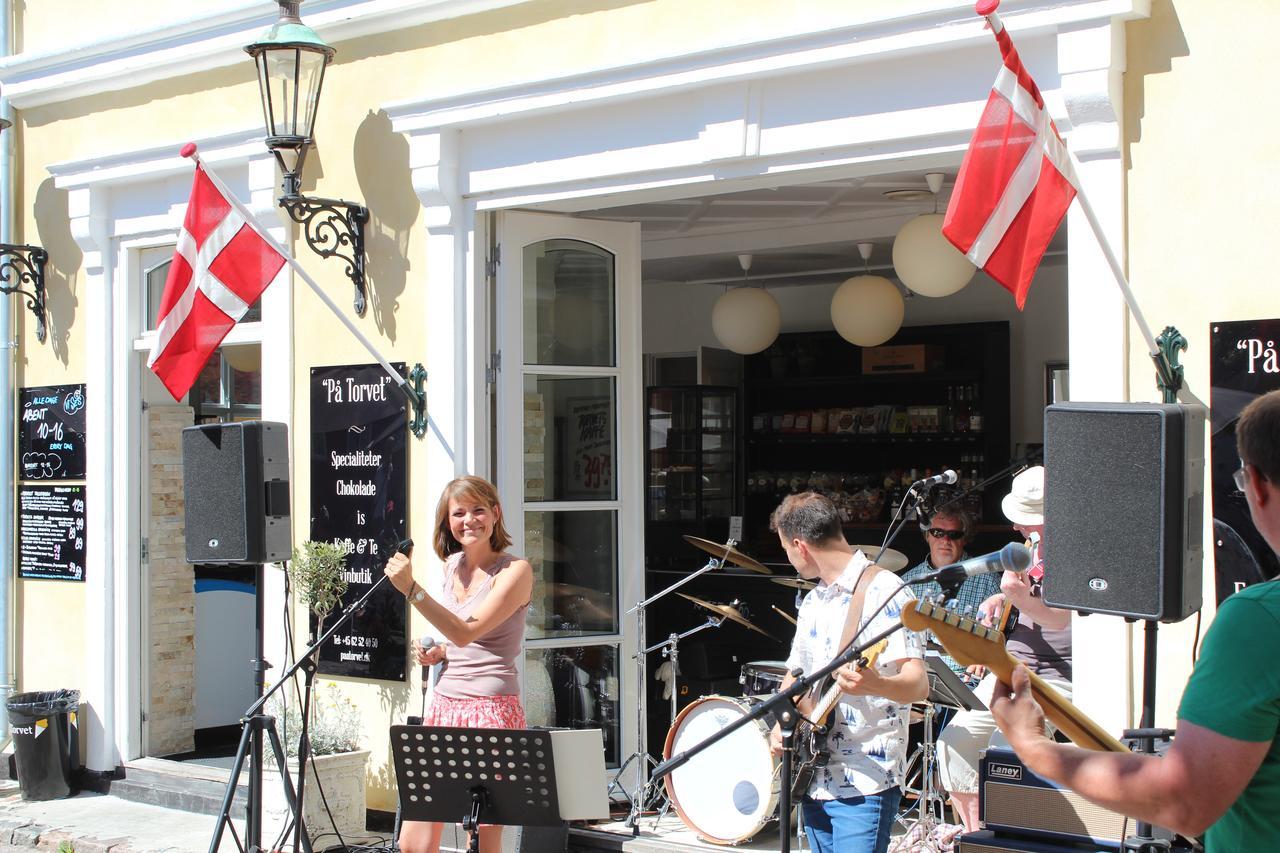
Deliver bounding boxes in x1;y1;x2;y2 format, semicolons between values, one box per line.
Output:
495;211;641;769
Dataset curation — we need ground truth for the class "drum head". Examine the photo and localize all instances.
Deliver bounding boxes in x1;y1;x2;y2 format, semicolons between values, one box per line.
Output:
663;696;779;844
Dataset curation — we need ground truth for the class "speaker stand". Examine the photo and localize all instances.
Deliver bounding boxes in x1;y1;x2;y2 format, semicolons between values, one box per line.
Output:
1120;620;1172;853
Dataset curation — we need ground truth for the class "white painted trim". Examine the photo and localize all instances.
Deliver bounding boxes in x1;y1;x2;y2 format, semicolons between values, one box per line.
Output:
386;0;1148;134
0;0;537;109
50;128;265;190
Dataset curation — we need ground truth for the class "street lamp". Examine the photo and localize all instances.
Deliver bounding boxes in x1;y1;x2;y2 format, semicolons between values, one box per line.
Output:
246;0;370;315
0;115;48;343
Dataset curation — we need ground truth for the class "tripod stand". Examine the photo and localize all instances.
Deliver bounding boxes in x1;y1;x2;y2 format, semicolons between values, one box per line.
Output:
609;537;738;833
208;553;406;853
894;701;950;851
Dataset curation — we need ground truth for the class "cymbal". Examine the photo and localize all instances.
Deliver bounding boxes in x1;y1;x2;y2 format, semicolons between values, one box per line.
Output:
772;577;816;591
771;604;798;626
851;544;909;573
677;592;777;641
682;535;771;575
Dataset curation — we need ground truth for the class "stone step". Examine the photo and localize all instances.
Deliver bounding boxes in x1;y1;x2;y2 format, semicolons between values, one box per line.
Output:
112;757;250;817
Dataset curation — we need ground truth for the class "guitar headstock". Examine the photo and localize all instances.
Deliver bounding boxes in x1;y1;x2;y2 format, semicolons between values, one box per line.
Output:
901;599;1008;670
857;638;890;670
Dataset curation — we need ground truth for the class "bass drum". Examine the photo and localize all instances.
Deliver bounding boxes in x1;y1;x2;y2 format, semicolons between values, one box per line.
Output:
662;695;780;845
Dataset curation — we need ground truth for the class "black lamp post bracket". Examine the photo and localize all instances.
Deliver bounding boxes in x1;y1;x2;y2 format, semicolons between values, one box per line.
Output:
279;194;370;316
0;243;48;343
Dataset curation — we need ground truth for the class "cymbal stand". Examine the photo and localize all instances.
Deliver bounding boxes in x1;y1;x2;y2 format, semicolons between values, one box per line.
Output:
610;540;735;833
645;614;725;726
893;701;950;851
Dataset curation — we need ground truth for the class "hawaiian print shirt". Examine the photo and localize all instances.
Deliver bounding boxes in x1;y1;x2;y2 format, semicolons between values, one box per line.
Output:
785;550;925;800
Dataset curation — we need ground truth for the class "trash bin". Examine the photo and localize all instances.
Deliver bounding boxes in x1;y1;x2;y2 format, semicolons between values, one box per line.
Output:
7;690;79;800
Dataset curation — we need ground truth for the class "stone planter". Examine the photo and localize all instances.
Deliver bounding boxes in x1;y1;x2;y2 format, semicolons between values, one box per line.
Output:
263;749;370;845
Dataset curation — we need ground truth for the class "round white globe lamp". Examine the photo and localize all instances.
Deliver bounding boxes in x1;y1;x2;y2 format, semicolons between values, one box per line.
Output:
830;273;904;347
892;213;976;297
712;286;781;354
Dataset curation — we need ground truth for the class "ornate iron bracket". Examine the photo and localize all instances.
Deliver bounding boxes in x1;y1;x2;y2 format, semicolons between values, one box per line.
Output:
1153;325;1187;404
279;194;370;316
406;363;428;439
0;243;48;343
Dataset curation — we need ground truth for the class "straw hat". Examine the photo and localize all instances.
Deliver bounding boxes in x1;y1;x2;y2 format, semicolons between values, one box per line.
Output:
1001;465;1045;526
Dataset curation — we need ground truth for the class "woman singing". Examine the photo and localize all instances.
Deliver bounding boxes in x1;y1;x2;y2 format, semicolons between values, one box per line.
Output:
385;475;533;853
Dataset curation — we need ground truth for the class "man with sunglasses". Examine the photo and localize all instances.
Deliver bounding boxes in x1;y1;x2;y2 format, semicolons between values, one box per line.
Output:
901;504;1000;679
988;394;1280;850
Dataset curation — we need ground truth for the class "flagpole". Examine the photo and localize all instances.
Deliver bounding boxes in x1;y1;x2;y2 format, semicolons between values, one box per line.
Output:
977;3;1170;386
185;145;426;417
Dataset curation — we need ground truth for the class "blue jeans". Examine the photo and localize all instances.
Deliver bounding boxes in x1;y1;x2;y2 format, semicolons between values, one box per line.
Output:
801;788;902;853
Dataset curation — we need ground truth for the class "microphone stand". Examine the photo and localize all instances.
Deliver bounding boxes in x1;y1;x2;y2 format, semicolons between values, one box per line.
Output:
875;485;927;568
208;571;396;853
648;622;904;853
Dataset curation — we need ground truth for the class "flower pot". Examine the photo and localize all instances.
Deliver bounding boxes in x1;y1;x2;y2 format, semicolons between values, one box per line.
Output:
263;749;370;845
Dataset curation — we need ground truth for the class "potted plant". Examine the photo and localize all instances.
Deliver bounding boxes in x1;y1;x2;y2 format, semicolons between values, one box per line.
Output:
262;541;369;844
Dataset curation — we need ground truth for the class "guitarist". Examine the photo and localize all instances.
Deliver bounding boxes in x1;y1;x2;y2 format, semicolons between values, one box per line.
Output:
766;492;929;853
990;392;1280;851
934;466;1074;839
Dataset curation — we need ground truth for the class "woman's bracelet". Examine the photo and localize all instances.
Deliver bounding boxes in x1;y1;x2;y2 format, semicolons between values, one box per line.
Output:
406;581;426;603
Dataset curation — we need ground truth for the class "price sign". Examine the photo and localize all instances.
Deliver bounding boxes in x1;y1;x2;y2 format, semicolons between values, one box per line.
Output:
19;485;87;581
19;385;87;481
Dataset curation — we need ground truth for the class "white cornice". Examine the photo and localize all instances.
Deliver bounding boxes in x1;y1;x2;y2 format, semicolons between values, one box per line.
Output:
0;0;536;109
50;127;268;189
386;0;1150;134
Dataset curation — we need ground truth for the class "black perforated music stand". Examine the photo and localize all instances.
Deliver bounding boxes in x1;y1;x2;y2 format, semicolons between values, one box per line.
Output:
391;726;564;853
924;653;986;711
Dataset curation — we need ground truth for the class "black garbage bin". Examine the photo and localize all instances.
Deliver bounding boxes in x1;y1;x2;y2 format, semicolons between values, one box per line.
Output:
7;690;79;800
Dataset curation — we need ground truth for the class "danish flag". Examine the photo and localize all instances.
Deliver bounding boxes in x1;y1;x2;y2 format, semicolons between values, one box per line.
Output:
942;2;1079;309
147;156;286;399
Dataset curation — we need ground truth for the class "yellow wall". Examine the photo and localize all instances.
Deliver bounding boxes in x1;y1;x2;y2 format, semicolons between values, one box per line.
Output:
1123;0;1280;718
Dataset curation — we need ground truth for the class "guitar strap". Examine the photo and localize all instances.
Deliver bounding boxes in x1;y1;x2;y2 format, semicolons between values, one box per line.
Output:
837;557;887;656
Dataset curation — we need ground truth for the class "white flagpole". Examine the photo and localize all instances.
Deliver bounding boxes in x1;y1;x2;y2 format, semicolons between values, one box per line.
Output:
980;4;1161;363
187;146;425;412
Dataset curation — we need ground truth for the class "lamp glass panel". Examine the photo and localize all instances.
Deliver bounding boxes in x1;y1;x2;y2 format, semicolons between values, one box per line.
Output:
262;48;302;136
294;50;327;139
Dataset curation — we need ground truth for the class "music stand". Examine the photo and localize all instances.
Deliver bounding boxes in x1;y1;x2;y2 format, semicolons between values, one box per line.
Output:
924;653;986;712
391;726;608;853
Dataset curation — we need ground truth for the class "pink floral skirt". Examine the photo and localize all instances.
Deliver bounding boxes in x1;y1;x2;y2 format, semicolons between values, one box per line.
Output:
423;693;526;729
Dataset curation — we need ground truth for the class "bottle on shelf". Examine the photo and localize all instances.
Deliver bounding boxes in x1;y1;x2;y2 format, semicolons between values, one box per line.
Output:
969;382;984;433
953;385;970;433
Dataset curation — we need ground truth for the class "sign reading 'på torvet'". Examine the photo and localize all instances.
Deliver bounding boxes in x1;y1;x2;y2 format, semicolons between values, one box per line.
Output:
310;363;409;682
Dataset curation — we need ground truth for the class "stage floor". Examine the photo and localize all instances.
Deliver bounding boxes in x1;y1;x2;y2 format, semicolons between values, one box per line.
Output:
572;811;810;853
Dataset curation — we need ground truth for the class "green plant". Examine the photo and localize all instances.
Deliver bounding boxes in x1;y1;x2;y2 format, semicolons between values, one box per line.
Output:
270;681;362;757
58;842;75;853
288;540;349;630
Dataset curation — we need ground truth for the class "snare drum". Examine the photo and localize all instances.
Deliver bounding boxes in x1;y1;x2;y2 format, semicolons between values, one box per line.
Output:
739;660;788;696
663;695;780;845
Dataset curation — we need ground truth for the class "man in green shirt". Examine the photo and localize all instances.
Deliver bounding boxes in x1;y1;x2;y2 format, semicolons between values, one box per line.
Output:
989;390;1280;849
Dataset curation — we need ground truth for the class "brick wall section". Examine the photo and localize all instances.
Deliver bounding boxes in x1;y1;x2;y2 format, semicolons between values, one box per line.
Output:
147;405;195;756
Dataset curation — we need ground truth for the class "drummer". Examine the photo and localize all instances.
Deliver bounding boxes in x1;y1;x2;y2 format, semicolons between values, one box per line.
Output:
768;491;928;853
900;504;999;681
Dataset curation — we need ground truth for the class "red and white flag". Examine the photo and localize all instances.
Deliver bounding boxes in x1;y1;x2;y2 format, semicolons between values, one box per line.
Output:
148;159;286;399
942;5;1078;309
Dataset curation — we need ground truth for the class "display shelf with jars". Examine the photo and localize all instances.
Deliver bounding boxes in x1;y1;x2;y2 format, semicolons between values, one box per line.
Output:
742;322;1011;560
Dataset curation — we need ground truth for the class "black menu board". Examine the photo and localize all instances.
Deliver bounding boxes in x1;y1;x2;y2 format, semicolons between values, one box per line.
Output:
310;363;409;681
1210;319;1280;603
19;384;87;480
19;485;87;581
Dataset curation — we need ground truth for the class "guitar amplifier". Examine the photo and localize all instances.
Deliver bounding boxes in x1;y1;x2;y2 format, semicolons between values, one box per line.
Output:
957;830;1121;852
980;748;1175;848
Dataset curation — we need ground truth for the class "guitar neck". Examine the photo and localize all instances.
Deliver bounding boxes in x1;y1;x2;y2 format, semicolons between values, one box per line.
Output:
985;648;1128;753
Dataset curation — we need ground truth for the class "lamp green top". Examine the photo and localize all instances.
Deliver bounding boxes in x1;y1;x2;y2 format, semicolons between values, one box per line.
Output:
245;0;335;59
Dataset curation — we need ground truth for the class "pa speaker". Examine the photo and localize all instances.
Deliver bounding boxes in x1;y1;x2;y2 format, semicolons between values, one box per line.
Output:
182;421;290;564
1043;402;1205;622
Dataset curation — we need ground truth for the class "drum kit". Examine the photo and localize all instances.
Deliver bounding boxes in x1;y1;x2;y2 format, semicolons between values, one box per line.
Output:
611;531;920;845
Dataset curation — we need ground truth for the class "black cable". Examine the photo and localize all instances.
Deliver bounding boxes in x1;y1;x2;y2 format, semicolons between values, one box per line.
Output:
1191;608;1203;666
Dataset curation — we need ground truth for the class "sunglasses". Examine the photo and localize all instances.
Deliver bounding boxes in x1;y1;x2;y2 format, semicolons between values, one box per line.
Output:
927;528;966;541
1234;465;1248;492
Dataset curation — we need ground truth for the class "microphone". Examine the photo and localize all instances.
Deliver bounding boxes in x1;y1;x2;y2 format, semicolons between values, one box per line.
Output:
418;634;439;689
913;470;958;490
915;542;1033;586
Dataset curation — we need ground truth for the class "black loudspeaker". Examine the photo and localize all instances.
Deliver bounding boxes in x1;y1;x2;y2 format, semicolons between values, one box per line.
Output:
1043;402;1205;622
182;421;290;564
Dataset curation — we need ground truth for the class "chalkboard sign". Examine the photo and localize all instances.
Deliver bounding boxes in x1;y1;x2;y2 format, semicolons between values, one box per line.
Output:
310;363;409;681
19;485;87;581
19;384;87;481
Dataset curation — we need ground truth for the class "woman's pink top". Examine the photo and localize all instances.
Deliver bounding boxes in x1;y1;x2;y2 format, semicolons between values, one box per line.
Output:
434;551;527;699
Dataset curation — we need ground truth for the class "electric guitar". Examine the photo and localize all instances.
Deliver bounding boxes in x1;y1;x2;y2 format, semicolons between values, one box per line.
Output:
790;638;889;797
902;600;1129;753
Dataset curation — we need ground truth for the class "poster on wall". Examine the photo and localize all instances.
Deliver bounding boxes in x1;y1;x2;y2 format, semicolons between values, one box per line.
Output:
18;485;86;581
310;362;409;681
1209;319;1280;604
18;384;87;481
563;395;614;499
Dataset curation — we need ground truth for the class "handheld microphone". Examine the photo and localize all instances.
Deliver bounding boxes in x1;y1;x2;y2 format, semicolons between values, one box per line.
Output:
913;470;958;490
418;634;439;689
915;542;1032;586
397;538;414;556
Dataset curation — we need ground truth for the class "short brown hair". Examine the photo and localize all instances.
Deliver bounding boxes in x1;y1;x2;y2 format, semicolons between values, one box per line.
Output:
923;504;975;541
1237;390;1280;484
433;476;513;560
769;492;844;545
